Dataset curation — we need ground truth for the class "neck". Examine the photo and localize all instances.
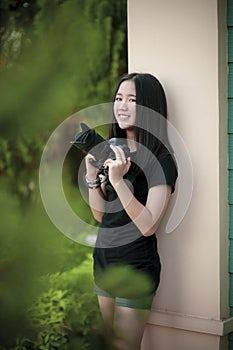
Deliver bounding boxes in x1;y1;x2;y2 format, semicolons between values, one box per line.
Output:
126;130;137;152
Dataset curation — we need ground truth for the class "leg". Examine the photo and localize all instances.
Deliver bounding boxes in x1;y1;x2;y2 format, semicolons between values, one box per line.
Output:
97;295;115;328
114;306;150;350
96;295;116;348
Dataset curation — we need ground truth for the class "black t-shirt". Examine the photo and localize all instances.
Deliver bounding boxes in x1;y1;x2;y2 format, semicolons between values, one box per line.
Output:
93;148;177;294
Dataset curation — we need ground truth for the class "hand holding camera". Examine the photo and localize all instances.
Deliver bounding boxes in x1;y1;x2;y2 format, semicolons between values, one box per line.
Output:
103;144;131;187
70;123;130;177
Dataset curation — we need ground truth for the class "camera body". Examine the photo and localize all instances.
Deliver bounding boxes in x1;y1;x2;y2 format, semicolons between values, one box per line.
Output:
71;123;130;175
88;138;130;175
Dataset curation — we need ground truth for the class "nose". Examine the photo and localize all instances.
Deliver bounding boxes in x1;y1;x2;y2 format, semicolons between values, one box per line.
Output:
119;99;128;110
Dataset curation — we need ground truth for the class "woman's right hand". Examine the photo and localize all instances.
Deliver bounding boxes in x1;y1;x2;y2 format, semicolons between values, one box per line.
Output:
85;153;99;179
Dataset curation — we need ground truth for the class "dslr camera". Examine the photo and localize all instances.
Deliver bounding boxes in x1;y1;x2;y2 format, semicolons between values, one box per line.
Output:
70;123;130;176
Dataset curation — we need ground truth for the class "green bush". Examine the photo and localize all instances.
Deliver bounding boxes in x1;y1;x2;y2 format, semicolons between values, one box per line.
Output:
0;254;101;350
29;255;100;350
0;0;127;348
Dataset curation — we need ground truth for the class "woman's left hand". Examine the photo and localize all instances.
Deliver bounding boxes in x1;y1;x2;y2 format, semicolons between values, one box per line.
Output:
104;145;131;186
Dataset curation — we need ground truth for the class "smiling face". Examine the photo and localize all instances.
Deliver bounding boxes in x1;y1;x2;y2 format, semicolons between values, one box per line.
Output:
113;80;136;135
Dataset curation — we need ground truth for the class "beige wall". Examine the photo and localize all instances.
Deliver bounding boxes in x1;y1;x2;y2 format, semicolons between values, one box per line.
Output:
128;0;231;349
142;325;228;350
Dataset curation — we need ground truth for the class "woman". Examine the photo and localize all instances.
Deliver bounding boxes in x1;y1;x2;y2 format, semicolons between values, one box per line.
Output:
85;73;177;350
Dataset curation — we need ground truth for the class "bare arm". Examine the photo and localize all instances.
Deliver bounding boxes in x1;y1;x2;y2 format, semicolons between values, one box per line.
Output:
85;154;106;222
88;183;106;222
114;180;171;236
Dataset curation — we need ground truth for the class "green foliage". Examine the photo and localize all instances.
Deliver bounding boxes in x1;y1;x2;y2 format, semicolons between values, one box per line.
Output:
30;289;69;350
0;139;12;176
95;265;153;299
0;255;101;350
26;255;100;350
0;0;127;198
0;195;99;348
0;1;127;348
0;135;44;200
0;0;127;134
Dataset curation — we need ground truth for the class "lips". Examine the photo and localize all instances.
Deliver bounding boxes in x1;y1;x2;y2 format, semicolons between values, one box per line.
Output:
118;114;130;119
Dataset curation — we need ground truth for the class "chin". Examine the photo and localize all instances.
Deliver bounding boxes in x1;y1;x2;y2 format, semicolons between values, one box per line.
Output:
118;123;133;129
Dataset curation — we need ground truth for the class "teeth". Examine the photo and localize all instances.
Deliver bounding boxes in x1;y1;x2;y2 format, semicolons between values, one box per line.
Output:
119;115;129;119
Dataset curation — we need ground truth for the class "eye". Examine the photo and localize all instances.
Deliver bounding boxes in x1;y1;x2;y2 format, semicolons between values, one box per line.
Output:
114;96;122;102
129;98;136;103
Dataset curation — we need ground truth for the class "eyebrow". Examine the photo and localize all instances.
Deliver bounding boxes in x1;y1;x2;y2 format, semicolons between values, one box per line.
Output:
116;93;136;97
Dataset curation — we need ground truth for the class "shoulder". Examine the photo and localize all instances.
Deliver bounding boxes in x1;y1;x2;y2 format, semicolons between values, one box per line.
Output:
147;148;178;193
157;148;177;173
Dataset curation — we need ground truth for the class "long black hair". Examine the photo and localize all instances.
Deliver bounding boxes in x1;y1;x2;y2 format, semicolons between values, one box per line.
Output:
109;73;173;158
